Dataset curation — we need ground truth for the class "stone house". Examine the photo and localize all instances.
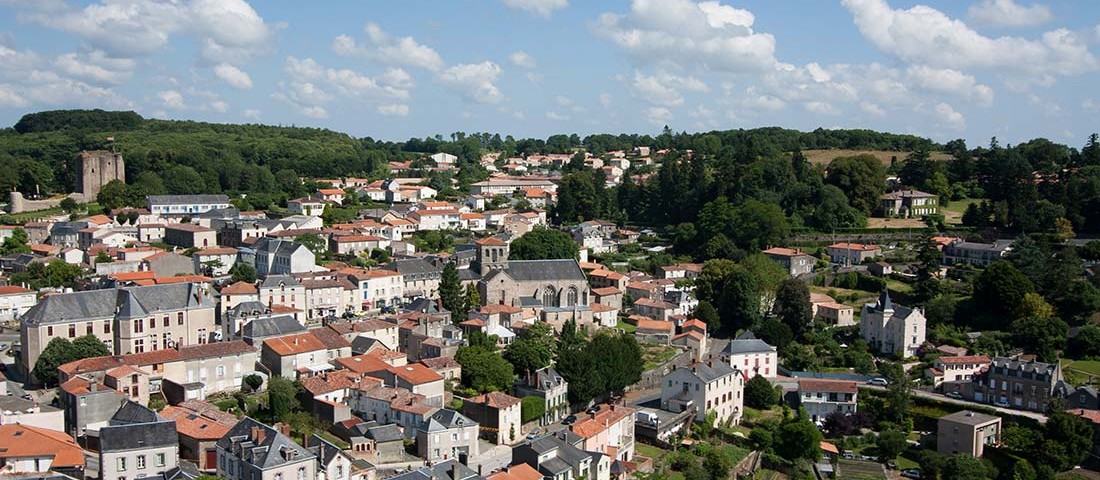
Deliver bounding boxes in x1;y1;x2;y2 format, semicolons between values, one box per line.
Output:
216;417;317;480
797;379;858;423
463;391;522;445
515;366;569;426
160;400;239;471
762;247;815;276
416;409;479;463
661;360;744;426
99;401;179;480
859;290;926;358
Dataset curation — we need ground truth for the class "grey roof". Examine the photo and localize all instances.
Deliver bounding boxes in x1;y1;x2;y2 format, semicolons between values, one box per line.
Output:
387;459;481;480
365;424;404;443
387;258;441;275
878;289;893;312
502;259;585;282
260;274;301;288
404;297;448;315
736;330;758;340
525;434;592;472
22;283;213;326
990;356;1059;374
164;461;201;480
196;206;240;219
351;336;384;354
421;409;477;432
242;315;306;339
939;410;1000;425
148;194;230;206
539;457;572;476
530;366;566;390
722;338;776;355
217;417;316;470
676;362;738;383
305;434;344;467
100;401;179;452
457;269;481;281
254;237;307;256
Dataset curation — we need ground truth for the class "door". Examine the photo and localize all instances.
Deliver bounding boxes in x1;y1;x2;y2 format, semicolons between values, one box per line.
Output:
205;449;217;470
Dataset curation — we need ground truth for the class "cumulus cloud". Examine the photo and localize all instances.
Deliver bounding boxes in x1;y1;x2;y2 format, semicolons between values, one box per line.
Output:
593;0;777;72
842;0;1095;75
0;84;28;108
644;106;672;125
380;68;414;89
18;0;272;61
509;51;537;68
933;102;967;130
276;56;411;118
630;70;708;106
377;104;410;116
501;0;568;18
804;101;838;115
158;89;185;109
905;65;993;106
546;111;570;121
437;61;504;104
968;0;1053;28
332;23;444;71
243;108;261;120
54;50;135;85
214;63;253;89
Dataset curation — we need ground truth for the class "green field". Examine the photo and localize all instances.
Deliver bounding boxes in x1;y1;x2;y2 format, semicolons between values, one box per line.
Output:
1063;359;1100;386
635;443;669;460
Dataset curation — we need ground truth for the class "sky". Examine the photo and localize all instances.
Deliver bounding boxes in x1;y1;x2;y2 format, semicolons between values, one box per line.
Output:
1;0;1099;147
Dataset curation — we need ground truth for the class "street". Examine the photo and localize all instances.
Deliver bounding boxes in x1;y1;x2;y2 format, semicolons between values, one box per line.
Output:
859;384;1049;424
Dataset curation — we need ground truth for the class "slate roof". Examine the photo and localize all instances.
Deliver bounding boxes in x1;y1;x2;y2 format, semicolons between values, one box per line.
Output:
22;283;213;326
387;459;481;480
421;409;477;432
501;259;586;282
217;417;316;470
939;410;1000;426
100;401;179;452
260;275;301;288
241;315;306;339
677;361;738;383
386;258;441;275
722;338;776;355
365;424;404;443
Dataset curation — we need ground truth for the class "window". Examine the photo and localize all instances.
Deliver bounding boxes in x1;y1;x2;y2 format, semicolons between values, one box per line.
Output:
566;287;578;306
104;322;111;334
47;326;53;336
163;317;169;327
69;324;76;338
297;467;306;480
137;455;146;469
80;396;87;406
178;312;184;325
149;318;155;330
134;320;143;334
118;458;127;471
135;339;144;354
86;322;93;335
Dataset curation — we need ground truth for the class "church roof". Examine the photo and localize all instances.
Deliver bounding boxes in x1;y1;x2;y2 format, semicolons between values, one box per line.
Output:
502;259;586;282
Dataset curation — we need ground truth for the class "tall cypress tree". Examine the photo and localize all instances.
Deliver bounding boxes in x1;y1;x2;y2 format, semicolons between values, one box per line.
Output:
440;262;464;322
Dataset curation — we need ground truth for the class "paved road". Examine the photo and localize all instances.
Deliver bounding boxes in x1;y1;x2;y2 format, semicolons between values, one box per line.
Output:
860;385;1049;424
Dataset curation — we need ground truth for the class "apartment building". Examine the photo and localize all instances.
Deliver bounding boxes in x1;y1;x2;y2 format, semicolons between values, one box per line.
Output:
797;379;858;423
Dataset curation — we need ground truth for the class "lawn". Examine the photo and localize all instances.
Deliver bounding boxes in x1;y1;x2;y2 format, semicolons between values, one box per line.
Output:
1062;359;1100;386
2;202;102;223
897;448;921;471
635;443;669;460
941;198;980;225
642;344;681;370
884;278;913;294
618;319;636;334
742;406;785;426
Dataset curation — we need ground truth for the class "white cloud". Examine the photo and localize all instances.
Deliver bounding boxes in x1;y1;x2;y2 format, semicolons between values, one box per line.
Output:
213;63;253;89
555;96;573;107
630;70;708;107
905;65;993;106
526;72;543;84
53;50;134;85
380;68;414;89
278;56;409;119
332;23;444;71
594;0;777;72
804;101;838;115
599;93;612;107
437;61;503;104
300;106;328;118
209;99;228;113
509;51;537;68
377;104;410;116
933;102;967;130
546;111;570;121
1084;99;1100;113
501;0;568;18
243;108;261;120
842;0;1096;75
158;89;185;109
805;62;831;83
0;84;28;108
968;0;1053;28
285;56;325;81
860;101;886;117
741;94;785;111
644;106;672;125
18;0;272;61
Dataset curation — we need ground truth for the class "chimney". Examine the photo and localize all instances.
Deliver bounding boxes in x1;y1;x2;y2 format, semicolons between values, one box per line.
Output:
90;381;98;392
275;422;291;437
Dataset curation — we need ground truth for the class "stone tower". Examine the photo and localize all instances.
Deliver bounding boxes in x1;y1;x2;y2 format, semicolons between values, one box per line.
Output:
76;150;125;200
475;236;509;276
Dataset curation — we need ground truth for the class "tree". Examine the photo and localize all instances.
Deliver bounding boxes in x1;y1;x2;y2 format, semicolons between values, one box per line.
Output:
33;338;75;386
754;317;794;350
973;261;1034;321
554;340;603;405
509;227;578;260
592;332;644;394
1010;315;1067;362
826;154;887;214
294;233;327;259
60;197;78;213
504;336;552;378
775;417;823;462
774;278;812;338
456;346;515;393
463;283;481;312
1039;412;1094;471
695;259;760;335
941;455;996;480
440;262;464;321
95;251;113;264
230;262;257;283
96;179;135;210
692;301;720;332
520;396;545;423
875;429;907;461
1068;324;1100;359
267;376;297;420
0;228;30;255
71;335;110;358
744;375;778;409
702;449;734;480
164;165;206;194
244;374;264;392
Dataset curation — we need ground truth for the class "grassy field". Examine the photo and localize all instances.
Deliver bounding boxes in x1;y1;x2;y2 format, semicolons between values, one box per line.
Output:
2;202;102;223
837;459;889;480
1063;359;1100;386
802;149;951;167
941;198;980;225
642;344;681;370
635;443;670;460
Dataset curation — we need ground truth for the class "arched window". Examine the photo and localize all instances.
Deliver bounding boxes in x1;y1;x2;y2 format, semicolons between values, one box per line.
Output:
543;285;557;307
566;287;578;306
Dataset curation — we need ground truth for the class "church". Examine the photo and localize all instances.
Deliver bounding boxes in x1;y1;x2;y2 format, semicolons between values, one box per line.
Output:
466;237;591;310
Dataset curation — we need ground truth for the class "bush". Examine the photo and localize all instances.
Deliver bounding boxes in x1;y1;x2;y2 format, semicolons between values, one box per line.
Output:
520;396;545;423
744;375;779;409
244;374;264;392
857;274;887;292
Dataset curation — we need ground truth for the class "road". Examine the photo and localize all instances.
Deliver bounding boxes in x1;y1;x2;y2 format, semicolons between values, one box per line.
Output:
860;385;1049;424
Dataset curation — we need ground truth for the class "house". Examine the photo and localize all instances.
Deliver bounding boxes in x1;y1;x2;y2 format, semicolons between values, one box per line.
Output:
316;188;346;204
386;258;442;300
348;386;437;437
416;409;480;462
826;243;881;266
514;366;569;426
99;401;180;480
469;178;557;196
165;223;218;249
342;268;404;312
812;293;855;327
928;355;991;389
571;404;636;462
937;410;1001;457
331;420;405;463
661;360;744;426
192;247;238;277
288;196;330;217
0;424;85;478
463;391;522;445
216;417;317;480
859;290;926;358
633;297;677;321
365;363;445;407
797;379;858;423
635;318;675;344
160;400;240;471
880;189;938;217
658;263;703;280
388;460;480;480
430;152;458;166
942;240;1014;267
58;377;127;438
306;434;370;480
968;356;1064;412
329;235;387;256
513;434;610;480
259;275;306;314
0;395;64;431
720;332;778;379
19;282;217;381
147;195;231;216
262;331;350;379
253;238;318;276
486;464;543;480
1067;386;1100;410
762;248;815;276
0;285;36;321
868;262;893;277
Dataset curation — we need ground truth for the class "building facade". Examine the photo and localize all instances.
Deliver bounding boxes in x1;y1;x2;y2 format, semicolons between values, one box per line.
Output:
859;290;926;358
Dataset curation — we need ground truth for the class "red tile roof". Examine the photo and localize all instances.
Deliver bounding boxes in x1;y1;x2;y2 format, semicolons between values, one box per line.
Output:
0;424;85;468
937;355;991;365
798;378;858;394
0;286;32;295
828;242;880;251
160;401;239;440
390;363;444;385
571;405;635;439
221;281;258;295
264;332;328;355
467;391;521;409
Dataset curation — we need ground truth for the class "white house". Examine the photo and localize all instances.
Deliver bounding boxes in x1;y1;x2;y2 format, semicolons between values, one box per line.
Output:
661;360;744;426
798;378;858;423
720;332;778;379
147;195;230;216
253;237;318;276
859;290;926;358
0;286;36;321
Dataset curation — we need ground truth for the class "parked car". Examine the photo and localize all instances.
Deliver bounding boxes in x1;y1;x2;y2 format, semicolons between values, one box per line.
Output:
562;415;577;425
901;468;922;479
526;429;541;440
842;450;855;460
868;378;888;386
994;399;1011;408
586;405;602;414
945;390;963;399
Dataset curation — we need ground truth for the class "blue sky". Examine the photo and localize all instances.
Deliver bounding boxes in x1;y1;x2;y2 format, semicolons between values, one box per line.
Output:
1;0;1099;147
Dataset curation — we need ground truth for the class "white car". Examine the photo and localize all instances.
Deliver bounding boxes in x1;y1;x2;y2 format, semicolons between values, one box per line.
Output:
994;399;1010;408
868;378;888;386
